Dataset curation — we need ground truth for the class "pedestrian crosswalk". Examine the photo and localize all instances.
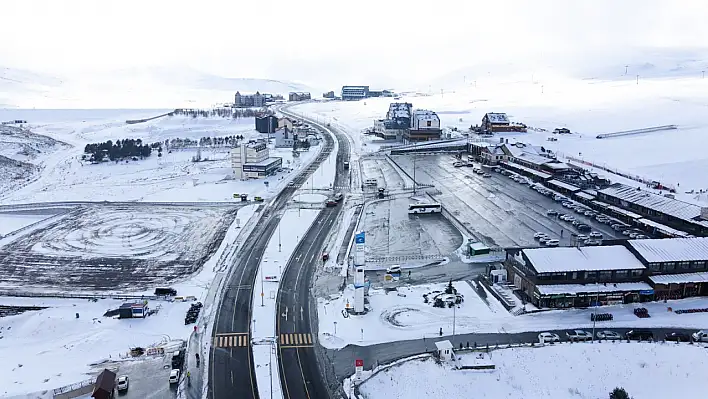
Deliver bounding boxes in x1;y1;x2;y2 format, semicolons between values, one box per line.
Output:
279;333;313;347
213;333;249;348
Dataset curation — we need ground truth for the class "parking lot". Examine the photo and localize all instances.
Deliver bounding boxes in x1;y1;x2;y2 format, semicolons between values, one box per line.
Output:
358;155;410;190
97;356;178;399
390;154;622;247
360;195;463;262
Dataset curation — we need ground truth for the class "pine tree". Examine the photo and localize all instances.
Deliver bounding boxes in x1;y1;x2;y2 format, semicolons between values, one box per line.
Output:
609;387;631;399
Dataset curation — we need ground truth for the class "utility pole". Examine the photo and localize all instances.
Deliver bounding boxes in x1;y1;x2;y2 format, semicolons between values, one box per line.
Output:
624;65;629;75
260;267;264;306
703;70;705;79
636;75;639;85
541;85;544;94
278;224;281;252
452;303;457;339
412;150;417;194
269;342;273;399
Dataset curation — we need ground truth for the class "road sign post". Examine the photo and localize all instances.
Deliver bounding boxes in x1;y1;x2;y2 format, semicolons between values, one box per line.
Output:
355;359;363;381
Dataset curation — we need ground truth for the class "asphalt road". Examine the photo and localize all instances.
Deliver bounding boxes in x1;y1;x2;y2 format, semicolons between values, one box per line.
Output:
276;110;351;399
326;326;702;380
208;106;337;399
389;154;622;248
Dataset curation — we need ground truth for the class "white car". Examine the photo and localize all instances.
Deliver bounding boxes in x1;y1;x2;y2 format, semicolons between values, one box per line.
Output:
117;375;129;391
576;234;589;241
538;332;560;343
169;369;180;384
288;181;295;187
596;330;621;340
566;330;592;341
692;330;708;342
483;173;492;178
589;231;603;238
387;265;402;274
534;232;547;239
545;239;560;247
539;236;550;244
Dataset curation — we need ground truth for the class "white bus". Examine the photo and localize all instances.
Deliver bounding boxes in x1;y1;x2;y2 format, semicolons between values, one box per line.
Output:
408;203;442;214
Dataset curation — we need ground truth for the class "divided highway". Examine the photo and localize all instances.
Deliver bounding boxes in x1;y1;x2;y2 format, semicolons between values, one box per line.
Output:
208;106;339;399
276;110;351;399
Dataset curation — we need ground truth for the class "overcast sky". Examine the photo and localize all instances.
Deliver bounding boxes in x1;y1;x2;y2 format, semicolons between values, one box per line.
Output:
2;0;707;88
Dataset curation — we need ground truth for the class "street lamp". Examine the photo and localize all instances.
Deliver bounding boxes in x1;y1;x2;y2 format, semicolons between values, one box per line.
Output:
334;321;338;335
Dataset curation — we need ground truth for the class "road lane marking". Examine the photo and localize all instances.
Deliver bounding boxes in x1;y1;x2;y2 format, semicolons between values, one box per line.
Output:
213;332;249;348
279;333;314;348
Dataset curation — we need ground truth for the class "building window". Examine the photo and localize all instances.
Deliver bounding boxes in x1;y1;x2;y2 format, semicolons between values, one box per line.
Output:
615;270;628;279
679;261;691;270
426;120;432;127
663;262;676;271
690;261;701;269
649;263;661;271
571;272;578;280
631;269;643;277
599;271;612;281
586;271;598;280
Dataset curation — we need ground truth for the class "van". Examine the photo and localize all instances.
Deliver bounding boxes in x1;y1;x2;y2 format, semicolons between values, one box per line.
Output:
169;369;180;384
334;193;344;202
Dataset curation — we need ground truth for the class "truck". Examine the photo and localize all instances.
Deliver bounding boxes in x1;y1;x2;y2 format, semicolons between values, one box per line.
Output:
343;161;350;169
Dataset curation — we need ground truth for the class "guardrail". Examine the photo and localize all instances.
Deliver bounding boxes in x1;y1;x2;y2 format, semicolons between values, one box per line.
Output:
125;112;173;124
53;377;96;395
595;125;677;139
0;290;165;301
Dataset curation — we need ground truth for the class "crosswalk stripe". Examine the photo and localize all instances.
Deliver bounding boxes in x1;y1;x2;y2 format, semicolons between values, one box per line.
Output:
213;333;249;348
279;333;314;347
307;334;312;344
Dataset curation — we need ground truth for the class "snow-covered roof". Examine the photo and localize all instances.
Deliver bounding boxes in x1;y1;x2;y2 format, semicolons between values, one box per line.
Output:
636;218;690;238
575;192;596;201
628;237;708;263
515;152;553;167
484;113;509;124
604;204;643;220
547;179;581;193
536;282;652;296
469;242;490;250
543;162;571;170
649;271;708;285
501;161;552;180
599;184;708;227
387;103;412;118
523;246;646;274
413;109;439;121
435;340;453;350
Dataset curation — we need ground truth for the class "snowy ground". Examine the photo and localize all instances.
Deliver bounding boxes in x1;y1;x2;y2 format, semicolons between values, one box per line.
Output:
319;281;708;349
356;342;708;399
0;213;51;236
0;204;238;292
0;202;260;397
360;196;462;261
0;111;318;204
0;296;191;397
251;208;319;399
291;75;708;204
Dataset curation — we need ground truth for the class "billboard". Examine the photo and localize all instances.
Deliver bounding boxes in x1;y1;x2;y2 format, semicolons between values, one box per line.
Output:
355;231;365;244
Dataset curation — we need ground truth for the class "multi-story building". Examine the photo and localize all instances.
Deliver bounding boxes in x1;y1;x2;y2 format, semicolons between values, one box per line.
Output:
323;91;335;98
341;86;370;101
288;92;311;102
385;103;413;130
234;91;265;107
231;142;282;179
403;109;442;143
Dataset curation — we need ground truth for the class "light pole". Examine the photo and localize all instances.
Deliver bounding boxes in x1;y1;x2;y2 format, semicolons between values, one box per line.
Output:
278;224;281;252
452;304;457;340
334;321;338;335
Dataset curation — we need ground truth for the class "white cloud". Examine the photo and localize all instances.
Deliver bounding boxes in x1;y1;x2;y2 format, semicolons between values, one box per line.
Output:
2;0;707;87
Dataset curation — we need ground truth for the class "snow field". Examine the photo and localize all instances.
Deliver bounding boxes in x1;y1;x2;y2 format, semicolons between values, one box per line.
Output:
318;281;708;349
1;112;319;204
318;281;509;349
251;208;320;399
356;343;708;399
0;213;50;236
0;297;191;397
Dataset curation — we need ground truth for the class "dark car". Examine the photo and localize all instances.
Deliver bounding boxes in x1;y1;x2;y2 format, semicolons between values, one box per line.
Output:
665;332;691;342
625;329;654;341
325;200;338;207
577;224;591;232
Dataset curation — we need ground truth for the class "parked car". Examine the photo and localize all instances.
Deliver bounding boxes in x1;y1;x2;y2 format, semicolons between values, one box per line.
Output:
547;210;558;216
584;239;601;246
334;193;344;202
635;234;648;239
566;330;593;341
691;330;708;342
169;369;180;384
622;229;633;236
584;210;595;216
596;330;621;340
539;236;550;244
589;231;603;238
665;332;691;342
576;234;589;241
546;239;560;247
483;173;492;178
538;332;560;343
117;376;129;392
387;265;402;274
571;220;582;227
577;224;591;232
625;329;654;341
534;232;547;239
288;181;295;187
